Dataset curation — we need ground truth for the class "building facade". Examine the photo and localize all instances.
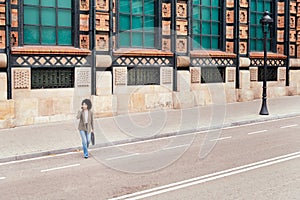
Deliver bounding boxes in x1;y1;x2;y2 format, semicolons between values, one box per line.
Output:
1;0;300;128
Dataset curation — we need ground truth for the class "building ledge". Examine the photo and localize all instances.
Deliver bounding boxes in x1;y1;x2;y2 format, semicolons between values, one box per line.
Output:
113;48;173;57
11;46;91;55
191;50;236;58
250;52;287;59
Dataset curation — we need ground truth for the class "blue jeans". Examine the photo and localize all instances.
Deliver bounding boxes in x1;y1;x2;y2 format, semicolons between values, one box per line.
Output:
79;130;91;158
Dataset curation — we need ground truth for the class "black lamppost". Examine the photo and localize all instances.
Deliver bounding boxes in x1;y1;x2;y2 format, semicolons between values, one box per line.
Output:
259;11;273;115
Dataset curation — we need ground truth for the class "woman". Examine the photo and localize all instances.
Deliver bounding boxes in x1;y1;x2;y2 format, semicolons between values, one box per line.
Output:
77;99;94;159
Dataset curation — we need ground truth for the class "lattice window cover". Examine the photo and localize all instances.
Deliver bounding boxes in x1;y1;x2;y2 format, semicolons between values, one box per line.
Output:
14;69;30;89
113;56;172;67
201;67;225;83
128;67;160;85
31;68;74;89
76;69;91;87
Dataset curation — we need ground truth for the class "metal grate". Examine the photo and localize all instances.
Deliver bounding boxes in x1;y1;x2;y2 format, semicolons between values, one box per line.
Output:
201;67;225;83
127;67;160;85
31;68;74;89
258;67;277;82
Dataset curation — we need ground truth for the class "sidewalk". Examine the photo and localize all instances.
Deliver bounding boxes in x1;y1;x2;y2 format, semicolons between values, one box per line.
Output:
1;95;300;163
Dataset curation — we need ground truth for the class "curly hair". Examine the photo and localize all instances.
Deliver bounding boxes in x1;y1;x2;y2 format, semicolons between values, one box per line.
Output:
81;99;92;110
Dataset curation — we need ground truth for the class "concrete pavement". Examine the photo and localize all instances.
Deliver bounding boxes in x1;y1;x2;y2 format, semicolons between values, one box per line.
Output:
0;95;300;163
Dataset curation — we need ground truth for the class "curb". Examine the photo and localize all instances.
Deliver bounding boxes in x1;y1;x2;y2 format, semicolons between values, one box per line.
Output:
1;112;299;164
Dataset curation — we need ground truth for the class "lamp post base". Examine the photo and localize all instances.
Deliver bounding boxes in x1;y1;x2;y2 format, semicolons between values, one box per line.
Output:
259;100;269;115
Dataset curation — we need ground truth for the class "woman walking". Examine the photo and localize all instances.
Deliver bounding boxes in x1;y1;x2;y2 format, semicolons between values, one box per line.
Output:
77;99;94;159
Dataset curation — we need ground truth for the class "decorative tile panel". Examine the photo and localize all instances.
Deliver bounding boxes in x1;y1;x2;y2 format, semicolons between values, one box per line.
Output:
226;0;234;8
0;30;5;49
76;68;91;87
277;44;284;54
11;32;18;47
13;68;30;89
291;16;296;28
291;2;297;14
226;42;234;53
96;34;109;51
0;5;5;26
176;20;188;35
11;0;18;4
278;2;285;14
250;67;258;81
226;26;234;39
114;67;127;85
96;0;109;11
191;68;200;84
226;10;234;24
162;38;171;51
96;13;109;31
12;9;18;27
278;68;286;81
80;14;89;31
177;3;187;18
162;3;171;18
290;44;296;57
227;68;235;82
240;25;248;39
290;30;297;42
240;10;247;24
240;42;247;54
240;0;248;8
80;35;90;49
162;21;171;35
277;16;284;28
162;67;172;84
176;38;187;53
80;0;89;11
277;30;284;42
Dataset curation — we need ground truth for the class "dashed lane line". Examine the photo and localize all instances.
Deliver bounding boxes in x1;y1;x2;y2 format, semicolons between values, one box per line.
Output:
105;153;140;161
280;124;298;129
162;144;191;151
210;136;232;142
247;130;268;135
41;163;80;173
0;177;6;180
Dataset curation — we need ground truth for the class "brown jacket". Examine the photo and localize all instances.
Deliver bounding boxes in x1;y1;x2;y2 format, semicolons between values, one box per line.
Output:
77;110;94;133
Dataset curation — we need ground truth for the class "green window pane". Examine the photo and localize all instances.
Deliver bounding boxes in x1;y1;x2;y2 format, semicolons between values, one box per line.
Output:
144;0;154;15
193;21;200;34
193;0;200;5
41;0;55;7
120;0;130;13
201;0;210;7
257;1;264;12
58;0;71;8
120;32;131;47
256;39;263;50
250;1;256;11
132;16;142;30
202;7;210;21
211;22;219;35
211;37;219;49
24;26;40;44
42;27;56;45
145;16;154;30
144;33;154;48
265;3;271;12
58;28;72;45
250;39;255;51
24;6;39;25
212;0;219;7
120;15;130;30
212;8;219;21
202;36;211;49
202;22;211;34
250;26;256;37
250;13;256;24
193;36;201;49
24;0;39;5
58;9;71;27
41;8;56;26
132;32;143;47
132;0;143;14
256;27;263;38
193;6;200;19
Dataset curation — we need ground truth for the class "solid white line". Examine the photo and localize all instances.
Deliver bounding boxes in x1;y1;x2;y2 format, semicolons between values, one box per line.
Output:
109;151;300;200
0;177;6;180
105;153;140;161
247;130;268;135
280;124;298;129
41;163;80;173
210;136;232;142
162;144;190;151
0;152;77;167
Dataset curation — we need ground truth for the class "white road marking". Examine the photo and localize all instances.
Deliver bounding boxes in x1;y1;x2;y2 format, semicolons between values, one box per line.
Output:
0;177;6;180
0;152;77;166
109;151;300;200
41;163;80;173
162;144;190;151
210;136;232;142
280;124;298;129
247;130;268;135
105;153;140;161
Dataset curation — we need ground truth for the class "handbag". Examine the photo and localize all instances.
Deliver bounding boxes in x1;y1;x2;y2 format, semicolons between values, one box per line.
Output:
91;132;95;145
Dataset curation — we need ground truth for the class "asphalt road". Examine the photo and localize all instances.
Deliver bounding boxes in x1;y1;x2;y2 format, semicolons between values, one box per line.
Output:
0;116;300;200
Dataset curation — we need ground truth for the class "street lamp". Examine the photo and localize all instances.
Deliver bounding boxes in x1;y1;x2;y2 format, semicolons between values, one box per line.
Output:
259;11;273;115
